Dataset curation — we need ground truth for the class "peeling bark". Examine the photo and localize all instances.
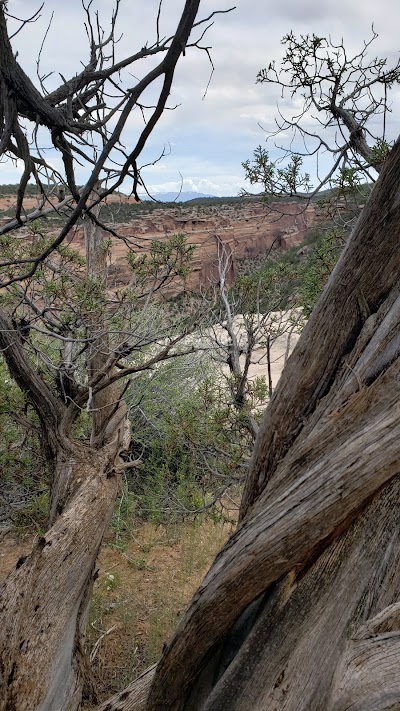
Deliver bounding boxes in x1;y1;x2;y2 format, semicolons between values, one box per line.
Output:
198;476;400;711
95;665;156;711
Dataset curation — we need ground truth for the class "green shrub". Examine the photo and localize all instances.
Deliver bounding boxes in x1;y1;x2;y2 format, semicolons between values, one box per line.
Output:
125;361;247;522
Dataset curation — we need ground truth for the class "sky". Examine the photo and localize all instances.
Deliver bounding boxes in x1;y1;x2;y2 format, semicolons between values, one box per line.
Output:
3;0;400;196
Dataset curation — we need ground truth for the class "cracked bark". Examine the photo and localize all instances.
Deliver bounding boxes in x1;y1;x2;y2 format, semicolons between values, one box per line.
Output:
141;139;400;711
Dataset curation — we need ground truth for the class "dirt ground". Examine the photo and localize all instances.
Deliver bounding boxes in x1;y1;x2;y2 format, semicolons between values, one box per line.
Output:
89;518;234;699
0;515;234;703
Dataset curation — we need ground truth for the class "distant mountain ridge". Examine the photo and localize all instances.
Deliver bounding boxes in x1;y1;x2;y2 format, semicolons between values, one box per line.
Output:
0;185;217;203
139;191;216;203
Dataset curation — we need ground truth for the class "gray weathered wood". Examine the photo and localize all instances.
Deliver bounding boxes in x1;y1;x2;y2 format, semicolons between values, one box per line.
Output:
145;139;400;710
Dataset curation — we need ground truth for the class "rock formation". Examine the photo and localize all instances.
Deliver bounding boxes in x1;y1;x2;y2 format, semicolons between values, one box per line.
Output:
71;199;316;293
0;191;316;293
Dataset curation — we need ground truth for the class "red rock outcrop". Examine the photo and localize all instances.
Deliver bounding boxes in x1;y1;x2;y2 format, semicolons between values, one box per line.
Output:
70;199;316;293
0;192;315;293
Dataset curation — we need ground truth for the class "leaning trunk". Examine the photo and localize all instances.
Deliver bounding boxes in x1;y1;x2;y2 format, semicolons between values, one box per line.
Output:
0;204;128;710
139;141;400;709
0;441;120;710
193;475;400;710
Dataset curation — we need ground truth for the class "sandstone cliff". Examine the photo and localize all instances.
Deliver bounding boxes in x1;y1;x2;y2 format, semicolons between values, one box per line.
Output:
0;192;316;293
71;199;316;292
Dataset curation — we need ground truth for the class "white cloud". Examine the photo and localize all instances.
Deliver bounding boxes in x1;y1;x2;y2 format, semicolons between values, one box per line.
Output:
5;0;400;195
142;175;258;198
0;158;26;183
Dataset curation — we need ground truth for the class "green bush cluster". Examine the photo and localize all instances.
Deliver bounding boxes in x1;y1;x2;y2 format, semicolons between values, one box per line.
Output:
124;361;248;523
0;362;41;479
0;198;345;534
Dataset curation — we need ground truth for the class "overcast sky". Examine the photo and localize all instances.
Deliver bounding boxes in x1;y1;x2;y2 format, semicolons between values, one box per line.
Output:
3;0;400;196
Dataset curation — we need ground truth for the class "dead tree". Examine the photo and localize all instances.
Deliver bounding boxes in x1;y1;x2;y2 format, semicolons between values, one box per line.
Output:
205;236;302;441
242;30;400;231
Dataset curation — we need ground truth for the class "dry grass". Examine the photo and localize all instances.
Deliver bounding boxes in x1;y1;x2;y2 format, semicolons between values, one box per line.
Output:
86;517;234;701
0;510;234;703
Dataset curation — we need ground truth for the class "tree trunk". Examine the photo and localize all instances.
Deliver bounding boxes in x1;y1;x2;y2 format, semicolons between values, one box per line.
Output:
195;476;400;711
0;206;128;710
140;139;400;709
0;442;120;711
84;191;121;446
96;665;156;711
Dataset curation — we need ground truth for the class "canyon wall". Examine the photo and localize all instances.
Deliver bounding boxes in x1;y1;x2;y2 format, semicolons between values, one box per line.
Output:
0;193;316;293
71;199;316;292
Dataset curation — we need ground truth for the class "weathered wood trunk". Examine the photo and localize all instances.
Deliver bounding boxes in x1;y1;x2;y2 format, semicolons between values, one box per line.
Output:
0;443;120;710
138;139;400;709
0;211;127;710
195;476;400;710
84;192;121;446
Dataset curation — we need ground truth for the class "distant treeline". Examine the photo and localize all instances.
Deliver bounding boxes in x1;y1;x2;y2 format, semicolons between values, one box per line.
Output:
0;184;41;195
0;182;373;208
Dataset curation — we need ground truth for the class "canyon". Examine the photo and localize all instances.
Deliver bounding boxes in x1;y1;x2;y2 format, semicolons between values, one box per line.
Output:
0;192;317;292
72;197;317;292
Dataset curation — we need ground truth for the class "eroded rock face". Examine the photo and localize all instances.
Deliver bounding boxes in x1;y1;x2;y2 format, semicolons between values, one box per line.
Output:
2;193;314;292
71;199;316;293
